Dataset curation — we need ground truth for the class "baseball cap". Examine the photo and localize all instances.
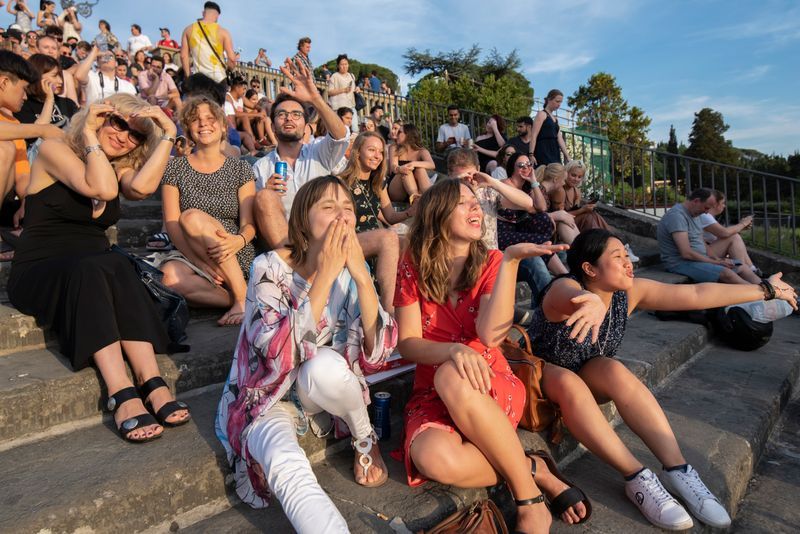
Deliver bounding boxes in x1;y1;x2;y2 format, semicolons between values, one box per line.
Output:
158;27;170;33
204;2;221;13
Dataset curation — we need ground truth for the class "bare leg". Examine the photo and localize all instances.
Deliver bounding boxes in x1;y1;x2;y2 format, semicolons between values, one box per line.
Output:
255;188;289;249
178;209;247;325
161;260;231;308
412;167;432;194
547;254;568;275
122;340;189;425
708;234;754;268
387;169;417;202
239;130;256;153
357;229;399;314
556;221;579;245
93;341;163;440
718;266;755;285
0;141;17;199
579;357;686;468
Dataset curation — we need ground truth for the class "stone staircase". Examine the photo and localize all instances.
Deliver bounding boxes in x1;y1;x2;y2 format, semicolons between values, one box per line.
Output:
0;202;798;533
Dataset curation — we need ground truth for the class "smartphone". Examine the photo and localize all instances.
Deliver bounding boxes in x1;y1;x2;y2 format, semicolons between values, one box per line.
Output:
175;135;186;149
586;193;600;203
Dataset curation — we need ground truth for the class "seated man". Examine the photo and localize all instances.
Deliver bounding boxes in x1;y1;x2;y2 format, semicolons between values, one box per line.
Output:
435;104;471;153
224;77;261;154
657;188;761;284
137;54;181;114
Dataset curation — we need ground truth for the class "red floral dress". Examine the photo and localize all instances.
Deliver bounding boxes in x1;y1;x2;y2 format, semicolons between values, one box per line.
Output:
393;250;525;486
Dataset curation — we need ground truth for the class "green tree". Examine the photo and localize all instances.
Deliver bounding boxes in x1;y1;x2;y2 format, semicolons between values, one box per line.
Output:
685;108;739;164
315;58;399;92
667;125;679;154
788;151;800;178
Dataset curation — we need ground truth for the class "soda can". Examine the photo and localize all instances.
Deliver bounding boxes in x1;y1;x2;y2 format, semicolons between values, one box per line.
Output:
372;391;391;441
275;161;288;179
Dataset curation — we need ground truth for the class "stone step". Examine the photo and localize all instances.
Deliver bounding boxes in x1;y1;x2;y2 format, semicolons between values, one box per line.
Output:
120;198;164;220
114;218;164;249
731;389;800;532
0;313;710;533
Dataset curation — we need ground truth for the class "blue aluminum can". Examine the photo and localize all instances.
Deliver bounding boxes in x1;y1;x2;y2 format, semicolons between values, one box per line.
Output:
274;161;288;179
373;391;391;441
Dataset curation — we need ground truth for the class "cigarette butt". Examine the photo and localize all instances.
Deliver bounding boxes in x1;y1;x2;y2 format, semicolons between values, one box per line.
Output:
377;513;389;521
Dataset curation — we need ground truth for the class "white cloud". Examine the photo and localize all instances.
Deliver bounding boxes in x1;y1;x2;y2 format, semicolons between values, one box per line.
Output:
526;53;594;75
732;65;772;82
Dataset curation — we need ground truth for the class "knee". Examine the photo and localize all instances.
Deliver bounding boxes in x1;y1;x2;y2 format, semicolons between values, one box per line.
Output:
179;208;206;234
412;444;462;485
544;366;593;409
160;262;180;288
298;349;355;398
718;267;738;283
433;361;472;405
377;229;399;253
600;359;640;395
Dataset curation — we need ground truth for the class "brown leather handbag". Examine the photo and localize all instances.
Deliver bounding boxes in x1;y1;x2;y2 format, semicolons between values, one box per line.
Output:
422;499;509;534
501;325;561;440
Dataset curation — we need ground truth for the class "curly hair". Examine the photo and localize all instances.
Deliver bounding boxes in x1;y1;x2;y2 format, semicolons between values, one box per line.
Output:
179;95;226;145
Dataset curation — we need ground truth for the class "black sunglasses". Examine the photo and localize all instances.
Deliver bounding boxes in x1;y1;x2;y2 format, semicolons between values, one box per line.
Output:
105;114;147;145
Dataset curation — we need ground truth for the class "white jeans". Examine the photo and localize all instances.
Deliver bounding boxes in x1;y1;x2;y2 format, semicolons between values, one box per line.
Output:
246;348;372;534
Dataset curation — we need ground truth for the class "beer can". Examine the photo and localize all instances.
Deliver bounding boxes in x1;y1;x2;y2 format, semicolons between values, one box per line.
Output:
373;391;391;441
275;161;288;179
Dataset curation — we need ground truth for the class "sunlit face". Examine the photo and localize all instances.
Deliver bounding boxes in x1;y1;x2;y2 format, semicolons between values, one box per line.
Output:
358;136;384;171
566;167;585;188
37;37;58;58
363;119;375;132
548;95;563;110
340;111;353;128
300;41;311;55
1;76;28;112
26;32;37;46
396;127;406;144
586;238;634;291
512;155;533;180
188;103;223;146
245;93;259;108
115;64;128;78
97;112;143;158
371;108;384;121
41;67;62;94
448;183;484;243
337;58;349;73
134;50;145;64
273;100;306;142
149;60;163;76
390;122;402;140
307;184;356;243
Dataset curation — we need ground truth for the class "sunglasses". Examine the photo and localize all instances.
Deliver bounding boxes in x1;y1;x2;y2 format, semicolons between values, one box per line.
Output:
516;162;533;169
105;114;147;145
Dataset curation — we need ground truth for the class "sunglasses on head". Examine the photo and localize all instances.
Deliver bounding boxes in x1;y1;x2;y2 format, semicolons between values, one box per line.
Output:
105;114;147;145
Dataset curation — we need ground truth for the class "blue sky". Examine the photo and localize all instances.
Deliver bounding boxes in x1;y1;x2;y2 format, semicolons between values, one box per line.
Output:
25;0;799;155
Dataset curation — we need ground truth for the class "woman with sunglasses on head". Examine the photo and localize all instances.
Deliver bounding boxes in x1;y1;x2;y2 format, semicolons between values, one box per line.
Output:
7;93;189;444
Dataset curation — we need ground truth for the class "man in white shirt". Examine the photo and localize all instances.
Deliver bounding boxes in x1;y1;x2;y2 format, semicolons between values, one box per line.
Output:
253;59;349;249
127;24;152;58
435;105;471;152
75;46;137;105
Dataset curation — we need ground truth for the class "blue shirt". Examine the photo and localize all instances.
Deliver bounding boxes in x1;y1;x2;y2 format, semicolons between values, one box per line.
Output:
369;75;381;93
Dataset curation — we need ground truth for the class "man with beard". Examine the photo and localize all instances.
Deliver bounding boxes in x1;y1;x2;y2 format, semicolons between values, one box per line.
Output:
253;57;349;249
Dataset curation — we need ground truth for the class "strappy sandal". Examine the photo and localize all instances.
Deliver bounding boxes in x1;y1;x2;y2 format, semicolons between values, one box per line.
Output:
527;449;592;524
352;431;388;488
138;376;191;427
146;232;173;251
106;386;162;443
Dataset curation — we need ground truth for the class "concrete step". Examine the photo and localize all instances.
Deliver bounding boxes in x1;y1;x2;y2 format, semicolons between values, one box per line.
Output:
120;198;164;220
732;390;800;533
114;218;164;249
0;312;710;533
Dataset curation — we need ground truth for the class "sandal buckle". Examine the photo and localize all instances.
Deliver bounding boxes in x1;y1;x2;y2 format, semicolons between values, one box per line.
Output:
122;418;139;431
106;397;117;411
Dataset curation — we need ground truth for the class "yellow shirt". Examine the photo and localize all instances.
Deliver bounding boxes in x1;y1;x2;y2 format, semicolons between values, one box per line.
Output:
189;21;226;83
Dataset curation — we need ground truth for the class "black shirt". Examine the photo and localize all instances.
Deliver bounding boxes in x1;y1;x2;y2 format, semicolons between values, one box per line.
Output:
14;96;79;147
507;135;532;156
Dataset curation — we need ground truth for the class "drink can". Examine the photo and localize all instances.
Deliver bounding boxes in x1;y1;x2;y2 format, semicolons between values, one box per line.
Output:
275;161;288;179
373;391;391;441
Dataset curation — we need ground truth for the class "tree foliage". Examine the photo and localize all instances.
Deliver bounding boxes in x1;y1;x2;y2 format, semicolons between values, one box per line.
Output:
685;108;739;164
667;125;679;154
314;58;399;92
567;72;651;144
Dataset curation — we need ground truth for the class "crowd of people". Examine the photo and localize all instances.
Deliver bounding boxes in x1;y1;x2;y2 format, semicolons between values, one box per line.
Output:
0;3;797;534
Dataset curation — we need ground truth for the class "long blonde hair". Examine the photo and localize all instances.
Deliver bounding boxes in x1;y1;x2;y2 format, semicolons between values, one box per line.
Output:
407;178;488;304
65;93;162;171
338;131;387;196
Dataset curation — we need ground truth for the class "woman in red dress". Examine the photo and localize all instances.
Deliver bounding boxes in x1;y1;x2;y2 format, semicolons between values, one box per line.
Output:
394;178;590;533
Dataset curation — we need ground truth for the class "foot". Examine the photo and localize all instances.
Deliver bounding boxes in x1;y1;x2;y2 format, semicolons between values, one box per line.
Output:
515;499;552;534
661;465;731;528
352;433;388;487
218;301;246;326
529;455;588;524
143;382;190;425
113;395;163;441
625;467;693;530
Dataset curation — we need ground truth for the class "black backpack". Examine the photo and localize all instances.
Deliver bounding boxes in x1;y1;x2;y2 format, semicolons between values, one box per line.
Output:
708;306;773;351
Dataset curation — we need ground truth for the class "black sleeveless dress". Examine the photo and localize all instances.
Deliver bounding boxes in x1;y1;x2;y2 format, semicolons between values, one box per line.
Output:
7;181;170;371
534;112;561;166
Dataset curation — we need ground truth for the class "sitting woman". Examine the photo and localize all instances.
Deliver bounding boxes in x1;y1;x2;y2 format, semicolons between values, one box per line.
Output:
386;123;435;202
528;228;797;530
338;131;416;314
243;88;275;147
216;175;397;533
8;94;190;443
699;189;760;276
156;96;256;327
491;143;516;180
471;115;506;174
15;53;79;140
538;162;579;245
395;178;590;534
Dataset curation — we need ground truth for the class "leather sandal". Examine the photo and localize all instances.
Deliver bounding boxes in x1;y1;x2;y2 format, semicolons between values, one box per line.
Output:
106;387;162;443
138;376;191;427
527;449;592;524
513;494;546;534
352;431;388;488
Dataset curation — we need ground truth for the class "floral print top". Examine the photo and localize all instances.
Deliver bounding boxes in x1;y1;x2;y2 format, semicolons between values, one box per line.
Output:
215;251;397;508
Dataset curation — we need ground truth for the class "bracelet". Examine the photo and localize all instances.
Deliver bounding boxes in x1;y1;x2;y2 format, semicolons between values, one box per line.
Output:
530;180;540;188
160;134;177;144
84;144;103;157
239;234;247;247
759;278;776;301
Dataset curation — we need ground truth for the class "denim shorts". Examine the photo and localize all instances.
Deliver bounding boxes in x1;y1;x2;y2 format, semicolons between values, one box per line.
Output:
667;260;724;283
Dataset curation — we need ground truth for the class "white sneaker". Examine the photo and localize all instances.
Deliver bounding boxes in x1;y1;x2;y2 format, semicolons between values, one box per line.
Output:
625;243;640;263
661;465;732;528
625;468;693;530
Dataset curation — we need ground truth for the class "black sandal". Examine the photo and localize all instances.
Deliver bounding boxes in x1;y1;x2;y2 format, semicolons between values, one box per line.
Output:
138;376;191;427
527;449;592;524
106;387;162;443
513;494;547;534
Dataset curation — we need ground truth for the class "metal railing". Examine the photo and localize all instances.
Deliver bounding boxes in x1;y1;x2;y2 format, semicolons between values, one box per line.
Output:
562;130;800;257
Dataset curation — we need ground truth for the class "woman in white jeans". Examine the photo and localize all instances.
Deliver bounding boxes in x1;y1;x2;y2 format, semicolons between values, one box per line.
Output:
216;175;397;533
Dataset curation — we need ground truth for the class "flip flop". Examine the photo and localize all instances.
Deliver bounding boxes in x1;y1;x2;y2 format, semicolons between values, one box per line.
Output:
146;232;173;251
527;449;592;524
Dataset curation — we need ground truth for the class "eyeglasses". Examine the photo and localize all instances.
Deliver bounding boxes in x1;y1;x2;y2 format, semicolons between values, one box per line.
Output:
274;110;305;121
105;114;147;145
516;162;533;169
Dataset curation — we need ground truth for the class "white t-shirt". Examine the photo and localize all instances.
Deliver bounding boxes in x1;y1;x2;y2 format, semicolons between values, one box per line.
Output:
224;92;244;116
698;212;718;243
327;72;356;111
437;123;471;147
83;70;137;105
491;167;508;180
127;34;153;55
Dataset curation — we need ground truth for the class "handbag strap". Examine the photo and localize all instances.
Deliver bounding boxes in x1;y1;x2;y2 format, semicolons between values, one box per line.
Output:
483;499;510;534
195;20;226;68
508;324;533;355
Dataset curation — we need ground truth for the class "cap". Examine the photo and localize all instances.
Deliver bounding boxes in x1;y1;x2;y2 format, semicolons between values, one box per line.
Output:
158;27;170;33
204;1;221;13
8;24;22;31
